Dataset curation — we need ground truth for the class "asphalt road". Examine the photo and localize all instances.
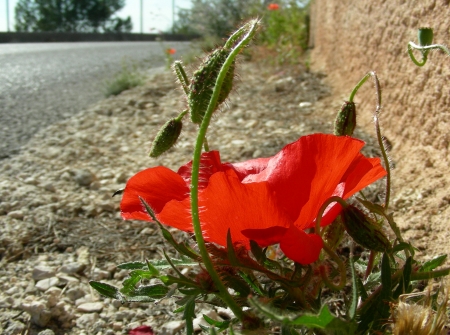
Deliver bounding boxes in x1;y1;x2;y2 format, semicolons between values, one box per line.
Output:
0;41;192;160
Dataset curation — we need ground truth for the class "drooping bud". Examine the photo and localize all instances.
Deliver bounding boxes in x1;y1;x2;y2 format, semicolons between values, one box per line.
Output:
149;115;183;158
188;47;235;124
340;205;391;252
322;216;346;251
334;101;356;136
418;27;434;47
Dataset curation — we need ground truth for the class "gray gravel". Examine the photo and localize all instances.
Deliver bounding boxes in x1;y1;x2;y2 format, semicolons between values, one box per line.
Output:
0;41;192;160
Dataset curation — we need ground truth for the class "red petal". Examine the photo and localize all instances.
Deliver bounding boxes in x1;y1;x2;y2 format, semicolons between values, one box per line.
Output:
129;325;154;335
279;226;323;265
159;169;291;248
120;166;189;221
229;157;271;181
242;134;367;224
177;151;226;189
241;226;288;247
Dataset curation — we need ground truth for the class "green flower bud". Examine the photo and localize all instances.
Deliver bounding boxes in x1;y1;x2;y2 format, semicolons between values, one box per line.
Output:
418;27;434;47
334;101;356;136
149;117;183;158
341;205;391;252
188;48;235;124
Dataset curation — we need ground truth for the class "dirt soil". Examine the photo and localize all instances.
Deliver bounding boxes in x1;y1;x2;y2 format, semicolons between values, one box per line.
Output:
0;49;448;334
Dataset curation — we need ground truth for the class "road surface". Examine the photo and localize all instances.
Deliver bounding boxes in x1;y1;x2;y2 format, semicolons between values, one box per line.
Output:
0;41;192;159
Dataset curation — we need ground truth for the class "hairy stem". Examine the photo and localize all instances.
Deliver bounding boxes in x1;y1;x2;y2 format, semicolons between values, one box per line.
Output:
189;20;259;322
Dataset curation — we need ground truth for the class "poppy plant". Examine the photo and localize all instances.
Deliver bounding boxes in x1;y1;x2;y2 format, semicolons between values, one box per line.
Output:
166;48;176;55
267;3;280;10
120;134;386;264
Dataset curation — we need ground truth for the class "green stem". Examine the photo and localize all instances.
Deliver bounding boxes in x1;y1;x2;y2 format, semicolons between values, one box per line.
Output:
408;42;450;66
348;72;371;102
189;20;259;322
320;243;347;291
370;72;392;211
410;267;450;281
203;137;210;152
314;196;349;236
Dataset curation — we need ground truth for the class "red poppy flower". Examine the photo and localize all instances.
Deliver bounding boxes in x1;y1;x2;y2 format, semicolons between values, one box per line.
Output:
166;48;176;55
121;134;386;264
129;325;154;335
267;3;280;10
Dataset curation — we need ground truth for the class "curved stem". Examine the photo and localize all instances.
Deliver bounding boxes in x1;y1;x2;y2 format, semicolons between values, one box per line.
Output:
370;72;391;211
314;196;349;236
189;20;259;322
408;41;450;66
320;243;347;291
348;72;371;102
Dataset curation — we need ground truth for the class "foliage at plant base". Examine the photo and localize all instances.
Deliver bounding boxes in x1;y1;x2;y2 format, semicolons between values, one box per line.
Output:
91;21;450;334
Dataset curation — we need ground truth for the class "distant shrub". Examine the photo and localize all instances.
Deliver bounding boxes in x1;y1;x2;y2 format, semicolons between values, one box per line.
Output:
104;61;144;97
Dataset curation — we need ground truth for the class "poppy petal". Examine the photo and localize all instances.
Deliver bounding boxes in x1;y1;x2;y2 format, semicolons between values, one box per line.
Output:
121;166;189;220
279;226;323;265
241;226;288;247
242;134;369;224
159;169;291;248
177;151;233;189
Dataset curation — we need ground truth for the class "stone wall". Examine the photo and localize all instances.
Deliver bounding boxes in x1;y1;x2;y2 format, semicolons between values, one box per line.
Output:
309;0;450;258
310;0;449;156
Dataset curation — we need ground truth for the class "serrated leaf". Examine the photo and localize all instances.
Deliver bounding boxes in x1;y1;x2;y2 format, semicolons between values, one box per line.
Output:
420;254;447;272
158;223;200;260
125;296;157;302
147;258;199;270
130;284;169;299
89;281;123;301
139;196;159;222
117;261;146;270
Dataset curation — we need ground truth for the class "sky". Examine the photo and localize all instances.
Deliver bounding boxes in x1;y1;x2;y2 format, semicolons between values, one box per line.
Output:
0;0;193;33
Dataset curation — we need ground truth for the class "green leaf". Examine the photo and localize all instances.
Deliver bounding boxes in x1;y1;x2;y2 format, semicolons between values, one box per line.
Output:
250;240;265;263
226;229;240;266
393;257;412;299
117;261;146;270
420;254;447;272
281;325;301;335
348;256;358;320
183;295;196;335
160;275;198;288
392;242;415;258
356;197;386;216
130;284;169;299
380;253;392;299
203;314;230;329
158;223;201;260
147;258;199;270
89;281;123;302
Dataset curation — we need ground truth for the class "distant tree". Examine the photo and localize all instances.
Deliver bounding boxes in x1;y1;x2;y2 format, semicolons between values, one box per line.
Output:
15;0;132;33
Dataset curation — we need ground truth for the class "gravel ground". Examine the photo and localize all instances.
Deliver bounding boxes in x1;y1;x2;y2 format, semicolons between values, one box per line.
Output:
0;55;388;335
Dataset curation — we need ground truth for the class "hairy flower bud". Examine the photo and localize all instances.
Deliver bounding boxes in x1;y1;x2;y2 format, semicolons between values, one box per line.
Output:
149;117;183;158
188;48;235;124
418;27;434;47
334;101;356;136
341;205;391;252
